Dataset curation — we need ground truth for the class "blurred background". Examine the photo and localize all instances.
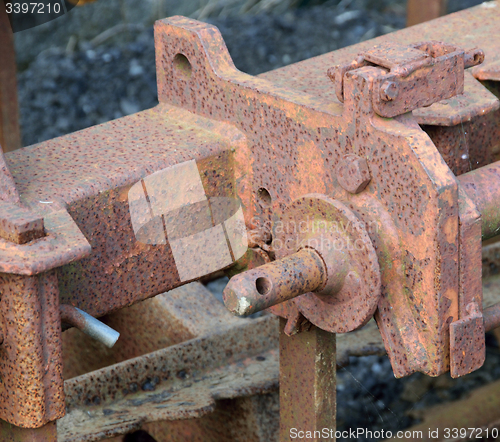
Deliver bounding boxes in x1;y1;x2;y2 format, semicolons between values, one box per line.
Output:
7;0;498;440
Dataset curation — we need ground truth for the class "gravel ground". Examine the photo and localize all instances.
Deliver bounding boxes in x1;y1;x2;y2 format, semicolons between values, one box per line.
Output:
337;339;500;440
14;0;494;440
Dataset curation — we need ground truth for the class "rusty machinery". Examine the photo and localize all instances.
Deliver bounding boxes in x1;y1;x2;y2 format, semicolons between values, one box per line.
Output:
1;2;500;441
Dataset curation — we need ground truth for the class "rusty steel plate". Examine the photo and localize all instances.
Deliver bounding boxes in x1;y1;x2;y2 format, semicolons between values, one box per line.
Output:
449;302;485;378
1;4;497;431
271;194;381;333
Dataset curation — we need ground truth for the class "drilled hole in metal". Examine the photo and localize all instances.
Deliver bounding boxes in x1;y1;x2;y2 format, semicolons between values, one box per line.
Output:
256;277;272;295
257;187;272;207
173;53;192;78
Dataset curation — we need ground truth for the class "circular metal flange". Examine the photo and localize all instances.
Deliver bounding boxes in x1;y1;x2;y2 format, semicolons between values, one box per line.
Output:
270;194;381;333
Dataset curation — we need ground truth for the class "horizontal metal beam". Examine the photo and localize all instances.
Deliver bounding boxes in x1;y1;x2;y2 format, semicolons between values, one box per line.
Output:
458;161;500;240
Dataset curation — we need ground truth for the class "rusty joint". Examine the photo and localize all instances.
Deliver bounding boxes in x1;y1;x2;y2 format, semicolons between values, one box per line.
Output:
328;40;485;118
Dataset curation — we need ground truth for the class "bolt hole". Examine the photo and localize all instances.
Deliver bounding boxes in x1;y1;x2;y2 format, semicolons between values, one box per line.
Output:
257;187;272;208
173;53;192;78
256;277;272;295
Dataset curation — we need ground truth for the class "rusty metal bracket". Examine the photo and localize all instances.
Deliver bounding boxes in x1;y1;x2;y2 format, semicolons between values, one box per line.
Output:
450;301;485;378
1;3;500;439
328;41;484;117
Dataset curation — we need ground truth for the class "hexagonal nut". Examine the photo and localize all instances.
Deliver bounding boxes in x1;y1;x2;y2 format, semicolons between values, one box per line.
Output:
335;154;371;194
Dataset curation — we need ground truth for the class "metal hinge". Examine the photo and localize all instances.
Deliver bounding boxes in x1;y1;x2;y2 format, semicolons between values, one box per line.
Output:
328;41;484;118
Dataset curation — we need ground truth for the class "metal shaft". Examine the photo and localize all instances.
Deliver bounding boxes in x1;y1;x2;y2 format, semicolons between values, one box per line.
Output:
60;305;120;348
0;8;21;153
223;248;327;316
458;161;500;240
484;303;500;332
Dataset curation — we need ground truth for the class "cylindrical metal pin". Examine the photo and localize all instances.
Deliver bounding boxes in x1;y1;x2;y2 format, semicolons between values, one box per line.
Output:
60;304;120;348
458;161;500;240
223;248;327;317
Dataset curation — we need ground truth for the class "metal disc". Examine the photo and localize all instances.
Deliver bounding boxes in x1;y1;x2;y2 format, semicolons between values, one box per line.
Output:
272;194;381;333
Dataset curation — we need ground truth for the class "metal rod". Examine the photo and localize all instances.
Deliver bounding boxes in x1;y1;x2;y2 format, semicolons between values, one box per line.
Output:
60;305;120;348
0;9;21;152
458;162;500;240
223;248;327;317
406;0;447;26
279;317;336;442
484;303;500;332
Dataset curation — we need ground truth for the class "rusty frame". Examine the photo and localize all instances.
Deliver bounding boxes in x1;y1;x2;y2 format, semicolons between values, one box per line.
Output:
0;2;499;440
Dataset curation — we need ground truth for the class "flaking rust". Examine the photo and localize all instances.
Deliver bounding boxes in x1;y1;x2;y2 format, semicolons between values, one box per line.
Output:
1;2;500;440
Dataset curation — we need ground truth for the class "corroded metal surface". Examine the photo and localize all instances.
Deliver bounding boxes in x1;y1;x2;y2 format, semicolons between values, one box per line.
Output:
0;12;466;385
279;318;336;442
335;154;371;194
59;313;278;441
0;147;21;203
0;420;57;441
406;0;447;26
458;160;500;239
0;271;65;428
61;282;245;379
58;282;280;441
6;105;245;318
259;3;500;98
270;195;381;334
0;209;91;275
154;15;462;376
60;305;120;348
59;282;384;441
223;248;327;316
0;3;499;438
449;301;485;378
0;201;45;244
484;302;500;332
328;40;484;118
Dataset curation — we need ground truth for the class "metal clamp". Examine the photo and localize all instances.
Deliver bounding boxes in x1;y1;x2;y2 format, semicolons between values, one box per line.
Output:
328;40;485;117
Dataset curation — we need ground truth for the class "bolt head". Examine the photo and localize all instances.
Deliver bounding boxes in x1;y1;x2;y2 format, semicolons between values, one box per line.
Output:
380;81;399;101
335;154;371;194
0;202;45;244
